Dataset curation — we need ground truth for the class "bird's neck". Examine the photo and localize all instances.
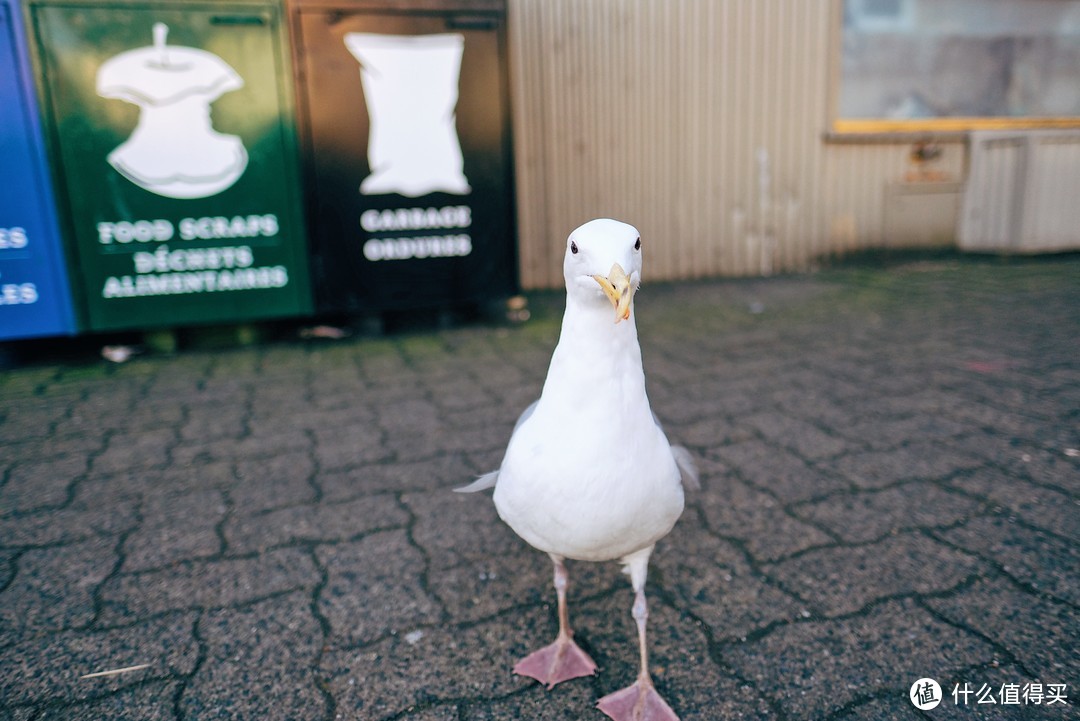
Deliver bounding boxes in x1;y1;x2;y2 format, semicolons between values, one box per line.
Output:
538;294;647;409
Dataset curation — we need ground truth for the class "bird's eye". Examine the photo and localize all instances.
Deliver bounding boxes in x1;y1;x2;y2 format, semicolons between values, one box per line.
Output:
634;237;641;250
570;241;579;254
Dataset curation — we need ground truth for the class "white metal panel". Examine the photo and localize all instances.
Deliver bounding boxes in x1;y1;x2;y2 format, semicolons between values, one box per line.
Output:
959;134;1025;251
1023;134;1080;252
960;130;1080;253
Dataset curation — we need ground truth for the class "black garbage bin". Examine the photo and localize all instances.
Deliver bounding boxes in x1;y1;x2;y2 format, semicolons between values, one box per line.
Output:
288;0;517;315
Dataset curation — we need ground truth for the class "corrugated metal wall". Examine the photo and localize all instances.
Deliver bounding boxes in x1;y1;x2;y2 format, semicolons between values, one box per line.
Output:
506;0;966;288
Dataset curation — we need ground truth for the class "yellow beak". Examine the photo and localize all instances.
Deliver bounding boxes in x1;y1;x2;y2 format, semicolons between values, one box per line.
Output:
592;262;634;323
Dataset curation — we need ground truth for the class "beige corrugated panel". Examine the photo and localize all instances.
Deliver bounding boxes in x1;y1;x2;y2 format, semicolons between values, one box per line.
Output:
506;0;969;288
508;0;836;287
823;142;966;250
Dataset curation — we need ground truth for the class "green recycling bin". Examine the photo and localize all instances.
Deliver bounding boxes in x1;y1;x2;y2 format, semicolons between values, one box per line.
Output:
24;0;312;331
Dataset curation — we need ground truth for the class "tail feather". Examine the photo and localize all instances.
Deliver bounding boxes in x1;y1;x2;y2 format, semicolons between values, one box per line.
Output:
454;470;499;493
671;445;700;492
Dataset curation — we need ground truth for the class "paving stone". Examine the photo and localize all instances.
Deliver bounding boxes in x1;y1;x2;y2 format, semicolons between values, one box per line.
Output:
948;400;1068;447
74;460;235;507
0;549;15;590
461;684;598;721
122;489;226;572
840;388;974;424
741;411;853;461
652;523;806;642
323;612;537;719
319;454;475;499
179;405;247;442
227;495;408;554
375;398;439;432
580;596;771;721
836;414;977;451
768;365;868;404
0;453;86;513
2;432;107;469
172;430;311;465
426;549;548;623
392;706;459;721
312;425;392;471
0;537;116;645
949;436;1080;494
98;548;319;622
2;400;72;440
934;515;1080;606
722;599;999;719
427;378;498;413
179;592;325;721
0;612;198;707
37;679;181;721
231;451;317;514
823;443;984;490
263;404;378;436
926;577;1080;682
57;397;140;438
792;483;984;543
90;428;176;475
404;490;523;569
658;415;752;451
764;533;985;615
711;439;851;503
830;695;923;720
317;530;443;648
0;502;138;549
948;469;1080;541
384;424;510;463
653;378;766;425
696;465;834;562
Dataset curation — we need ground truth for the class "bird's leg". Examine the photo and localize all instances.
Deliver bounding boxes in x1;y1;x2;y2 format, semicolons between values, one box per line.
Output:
513;554;597;689
597;549;680;721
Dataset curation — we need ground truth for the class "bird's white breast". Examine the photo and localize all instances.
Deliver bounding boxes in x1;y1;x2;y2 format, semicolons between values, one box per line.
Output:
493;378;684;562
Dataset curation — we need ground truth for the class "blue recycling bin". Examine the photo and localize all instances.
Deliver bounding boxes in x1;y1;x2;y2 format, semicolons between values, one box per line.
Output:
0;0;76;340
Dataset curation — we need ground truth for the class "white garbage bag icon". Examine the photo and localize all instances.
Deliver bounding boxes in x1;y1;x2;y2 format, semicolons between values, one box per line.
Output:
345;32;471;198
97;23;248;199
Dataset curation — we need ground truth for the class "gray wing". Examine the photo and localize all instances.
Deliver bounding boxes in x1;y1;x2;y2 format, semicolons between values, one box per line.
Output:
511;399;539;434
453;399;539;494
653;410;700;492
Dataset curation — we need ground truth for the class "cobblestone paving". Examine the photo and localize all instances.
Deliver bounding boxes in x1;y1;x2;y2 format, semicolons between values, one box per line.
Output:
1;256;1078;720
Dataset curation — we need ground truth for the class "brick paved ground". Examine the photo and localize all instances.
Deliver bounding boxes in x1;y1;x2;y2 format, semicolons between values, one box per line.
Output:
1;255;1077;720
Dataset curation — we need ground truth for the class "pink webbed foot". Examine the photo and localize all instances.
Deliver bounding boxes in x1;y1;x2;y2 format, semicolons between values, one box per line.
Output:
597;676;680;721
513;632;597;689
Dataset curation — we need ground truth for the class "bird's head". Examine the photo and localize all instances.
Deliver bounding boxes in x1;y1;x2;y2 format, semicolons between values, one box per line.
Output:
563;219;643;323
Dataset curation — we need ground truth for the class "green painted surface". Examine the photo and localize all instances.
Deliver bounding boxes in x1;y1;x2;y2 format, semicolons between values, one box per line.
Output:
27;0;311;330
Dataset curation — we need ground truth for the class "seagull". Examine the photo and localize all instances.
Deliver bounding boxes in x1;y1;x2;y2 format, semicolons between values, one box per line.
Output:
457;218;698;721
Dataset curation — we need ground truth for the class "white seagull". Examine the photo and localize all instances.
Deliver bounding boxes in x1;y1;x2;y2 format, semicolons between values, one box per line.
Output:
457;218;698;721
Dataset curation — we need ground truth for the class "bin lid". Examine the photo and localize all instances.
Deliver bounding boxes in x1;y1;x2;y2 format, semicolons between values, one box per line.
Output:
97;22;242;106
287;0;503;13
